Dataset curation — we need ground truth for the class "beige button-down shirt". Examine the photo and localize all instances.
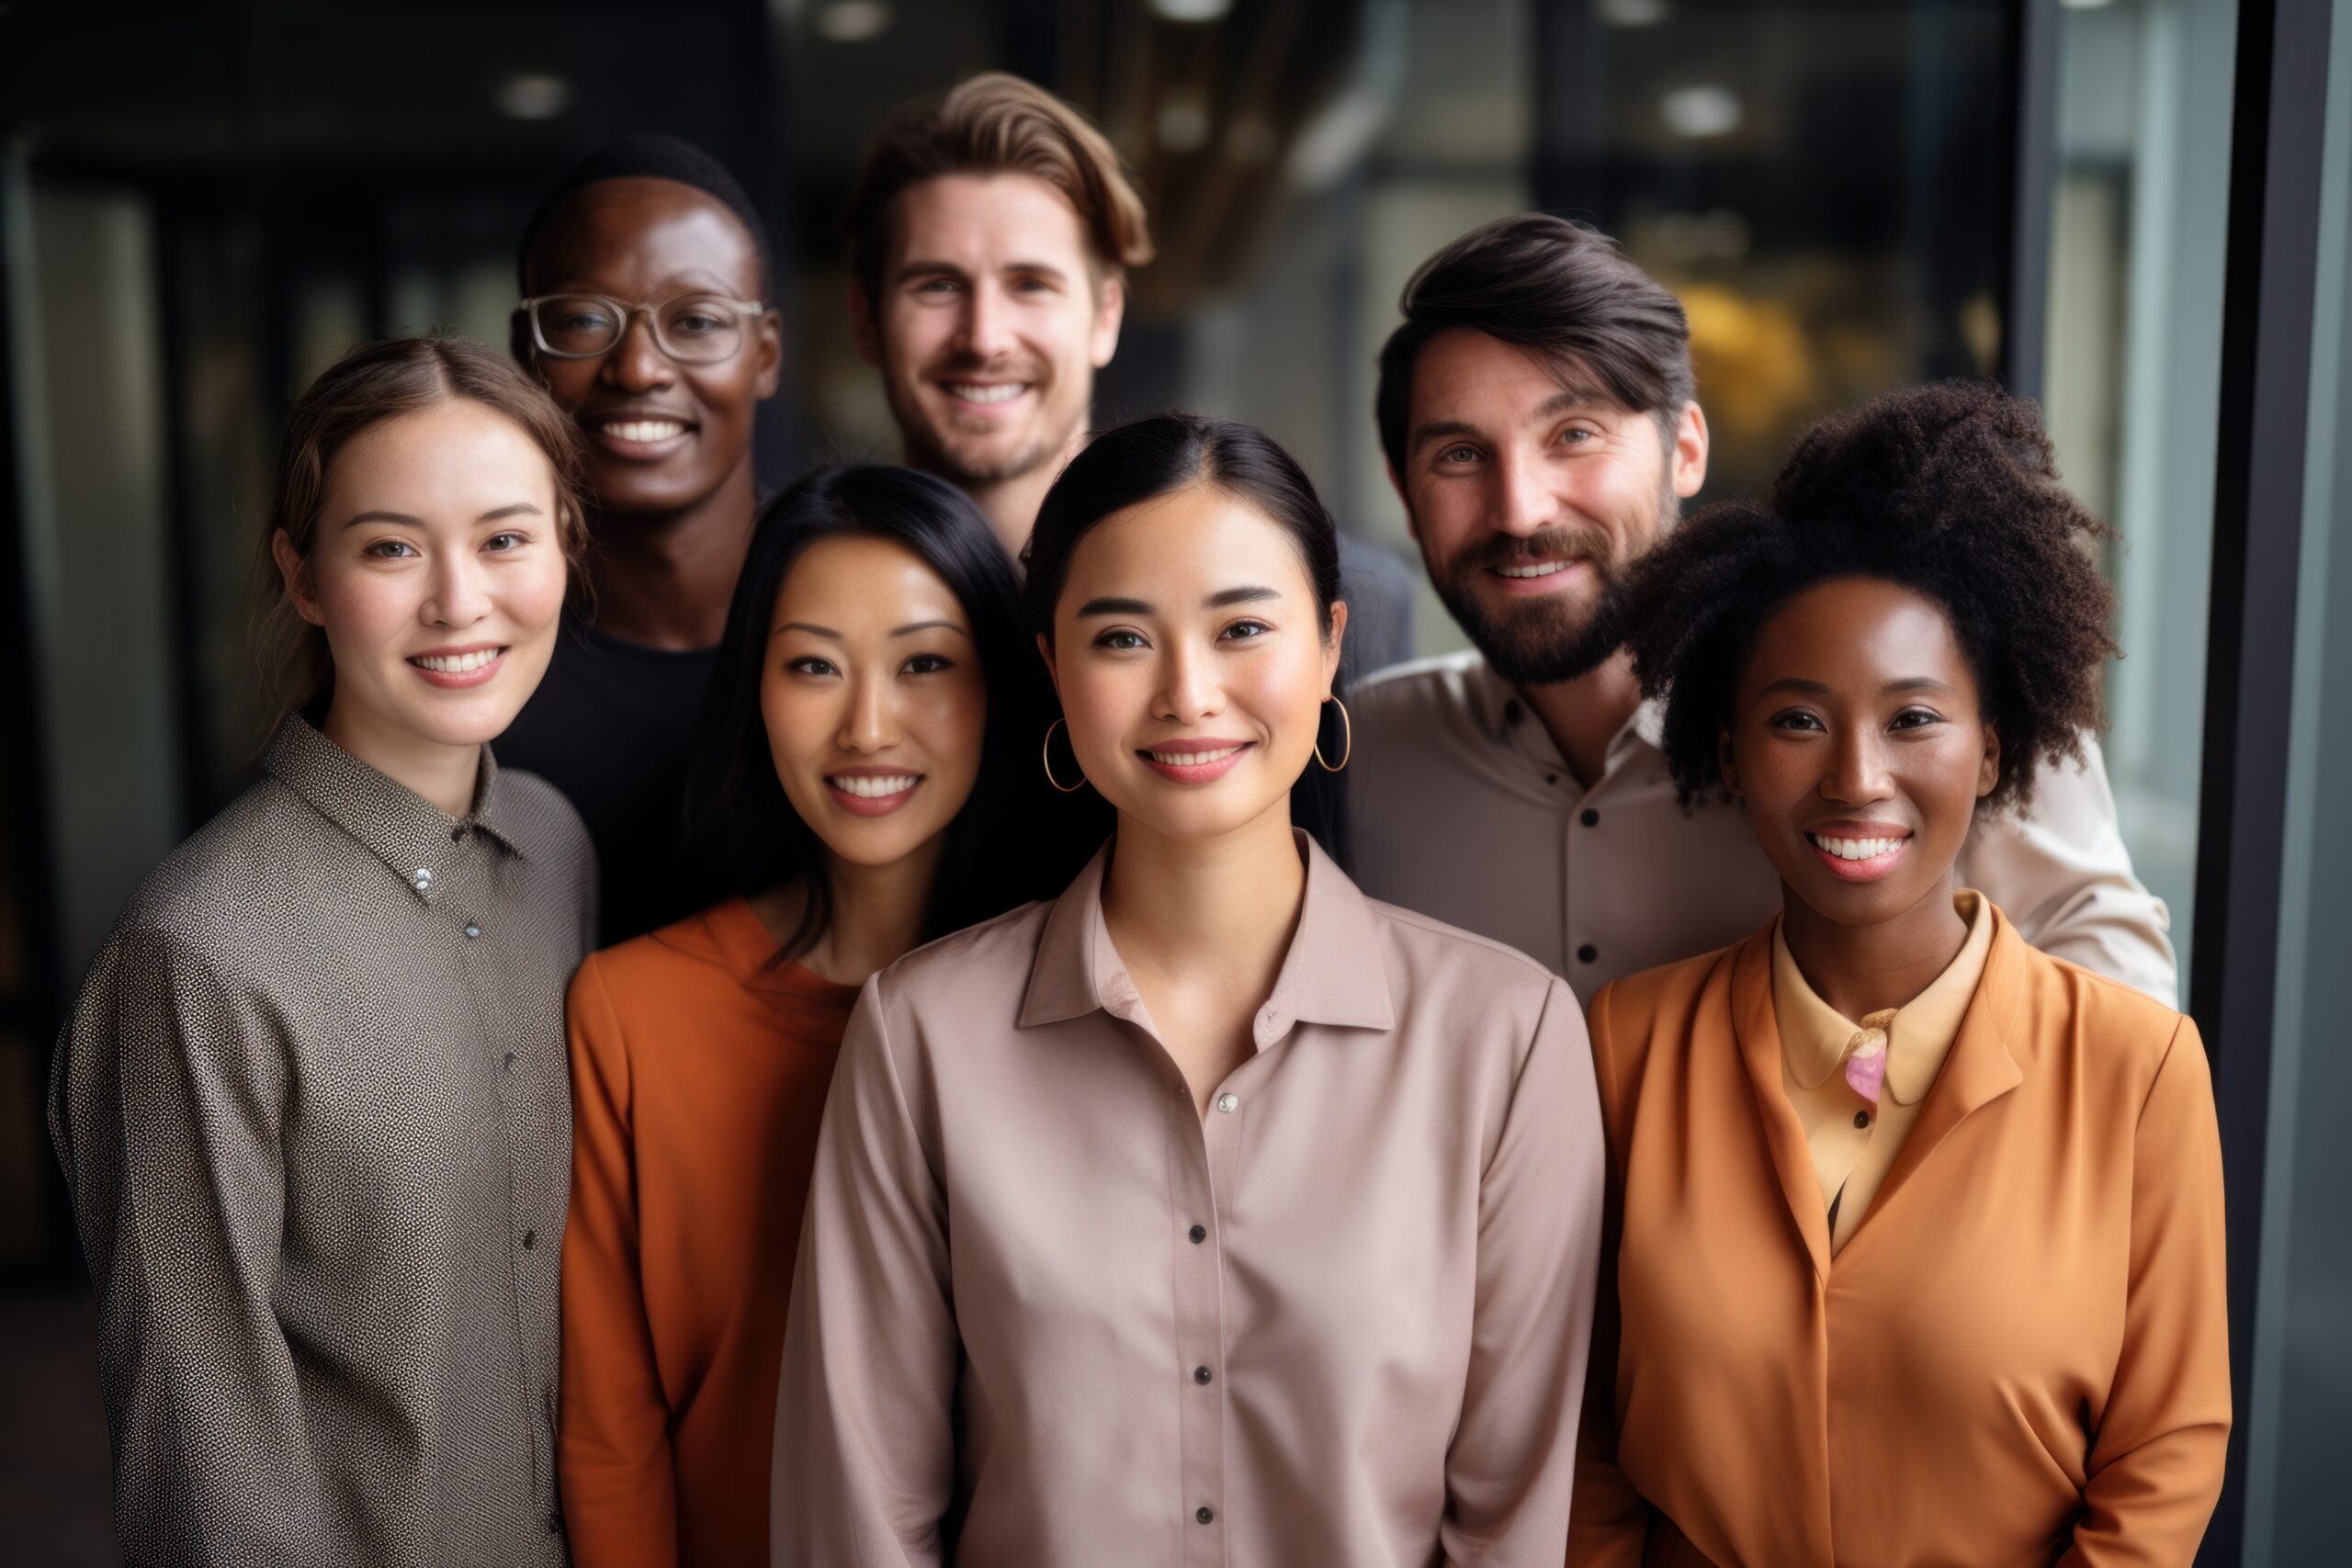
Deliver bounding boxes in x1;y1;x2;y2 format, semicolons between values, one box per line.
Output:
1771;890;1994;1252
771;833;1605;1567
1350;651;2177;1003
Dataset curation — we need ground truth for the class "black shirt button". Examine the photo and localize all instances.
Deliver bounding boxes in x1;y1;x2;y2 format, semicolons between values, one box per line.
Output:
1193;1366;1212;1385
522;1229;537;1250
503;1050;517;1071
1577;943;1599;964
1196;1506;1216;1525
1188;1224;1207;1244
1855;1110;1871;1129
1580;807;1600;827
450;825;467;841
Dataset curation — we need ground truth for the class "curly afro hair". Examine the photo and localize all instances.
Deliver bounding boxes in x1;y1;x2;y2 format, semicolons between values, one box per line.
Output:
1617;379;2116;814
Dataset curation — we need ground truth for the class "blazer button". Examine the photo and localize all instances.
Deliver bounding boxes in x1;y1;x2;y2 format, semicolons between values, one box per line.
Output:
1577;943;1599;964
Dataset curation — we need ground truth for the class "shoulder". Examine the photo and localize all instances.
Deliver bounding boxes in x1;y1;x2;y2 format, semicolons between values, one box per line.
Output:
2012;937;2194;1089
492;767;595;876
569;907;729;1010
1586;942;1745;1071
1364;894;1564;999
870;897;1054;1015
1352;649;1486;717
100;776;329;957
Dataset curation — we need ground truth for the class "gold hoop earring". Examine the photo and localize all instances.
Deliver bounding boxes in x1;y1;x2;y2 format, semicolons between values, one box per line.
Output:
1042;717;1088;793
1313;696;1351;773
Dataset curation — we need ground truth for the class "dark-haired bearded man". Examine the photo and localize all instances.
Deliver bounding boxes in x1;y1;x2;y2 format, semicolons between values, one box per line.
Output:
1350;213;2176;1002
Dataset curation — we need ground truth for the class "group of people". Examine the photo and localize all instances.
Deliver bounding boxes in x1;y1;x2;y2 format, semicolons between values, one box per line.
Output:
45;70;2227;1568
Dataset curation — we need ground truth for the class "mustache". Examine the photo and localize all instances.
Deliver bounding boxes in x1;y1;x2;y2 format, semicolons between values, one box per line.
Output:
923;351;1049;379
1464;525;1615;575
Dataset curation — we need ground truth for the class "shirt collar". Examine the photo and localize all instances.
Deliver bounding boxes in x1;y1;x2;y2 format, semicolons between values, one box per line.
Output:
265;714;525;908
1019;829;1397;1043
1770;890;1994;1105
1465;654;1657;776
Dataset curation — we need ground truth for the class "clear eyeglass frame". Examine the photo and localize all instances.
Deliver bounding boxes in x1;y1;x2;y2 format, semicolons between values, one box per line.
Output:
517;291;769;364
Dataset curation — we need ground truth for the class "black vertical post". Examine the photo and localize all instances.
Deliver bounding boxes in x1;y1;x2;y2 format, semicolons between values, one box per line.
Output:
2191;1;2335;1562
2004;0;2060;400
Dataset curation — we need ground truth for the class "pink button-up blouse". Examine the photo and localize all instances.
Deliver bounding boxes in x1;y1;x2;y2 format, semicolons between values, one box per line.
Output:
770;833;1606;1567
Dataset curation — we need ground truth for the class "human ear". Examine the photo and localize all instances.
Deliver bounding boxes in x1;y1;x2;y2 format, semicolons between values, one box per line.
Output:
272;531;325;627
752;309;784;400
1035;631;1059;698
1671;401;1711;500
1717;722;1742;798
1321;600;1350;694
1090;272;1125;368
1976;720;2001;799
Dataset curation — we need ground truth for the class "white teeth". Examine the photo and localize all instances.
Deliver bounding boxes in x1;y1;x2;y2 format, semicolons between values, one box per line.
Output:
604;420;686;442
1496;560;1574;579
1810;834;1904;862
944;382;1026;405
831;774;920;798
1148;745;1243;766
412;649;499;673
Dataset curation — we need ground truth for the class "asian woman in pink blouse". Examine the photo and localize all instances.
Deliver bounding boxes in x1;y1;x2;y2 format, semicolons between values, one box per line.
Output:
770;414;1606;1567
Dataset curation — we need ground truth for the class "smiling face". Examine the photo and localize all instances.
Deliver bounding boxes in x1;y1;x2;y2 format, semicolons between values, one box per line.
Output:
1396;326;1707;684
856;172;1123;501
278;400;570;762
762;533;987;869
1046;483;1344;844
1722;575;2000;928
520;176;781;520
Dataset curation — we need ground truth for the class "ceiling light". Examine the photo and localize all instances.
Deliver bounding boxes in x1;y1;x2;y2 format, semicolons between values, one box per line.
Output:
1152;0;1233;20
1660;84;1741;139
1599;0;1670;25
815;0;891;41
495;73;571;121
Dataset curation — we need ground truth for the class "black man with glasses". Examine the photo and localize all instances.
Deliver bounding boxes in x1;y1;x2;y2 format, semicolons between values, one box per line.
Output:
503;135;783;942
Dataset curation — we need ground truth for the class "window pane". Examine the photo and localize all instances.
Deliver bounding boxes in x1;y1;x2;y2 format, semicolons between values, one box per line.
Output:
2041;0;2237;995
2245;0;2352;1558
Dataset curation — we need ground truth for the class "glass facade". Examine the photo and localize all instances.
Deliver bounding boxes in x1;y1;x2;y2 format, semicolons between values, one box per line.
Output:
2244;2;2352;1559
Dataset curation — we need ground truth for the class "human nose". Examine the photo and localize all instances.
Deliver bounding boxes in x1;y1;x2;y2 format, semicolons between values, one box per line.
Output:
956;280;1014;363
598;306;675;392
1820;724;1894;807
424;549;492;628
839;671;902;752
1152;637;1223;724
1490;445;1559;538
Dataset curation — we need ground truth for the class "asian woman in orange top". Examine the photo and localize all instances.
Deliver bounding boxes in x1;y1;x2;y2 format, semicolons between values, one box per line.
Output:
557;465;1095;1567
1567;381;2230;1566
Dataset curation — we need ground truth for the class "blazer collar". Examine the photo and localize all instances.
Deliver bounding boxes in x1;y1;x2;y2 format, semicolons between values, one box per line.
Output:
1731;903;2026;1280
266;714;525;908
1019;829;1397;1045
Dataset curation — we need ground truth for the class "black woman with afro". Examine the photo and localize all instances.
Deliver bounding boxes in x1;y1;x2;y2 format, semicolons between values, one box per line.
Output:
1567;381;2230;1568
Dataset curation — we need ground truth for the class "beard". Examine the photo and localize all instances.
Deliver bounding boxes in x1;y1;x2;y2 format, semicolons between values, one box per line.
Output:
1430;524;1625;685
890;355;1080;490
1427;481;1679;685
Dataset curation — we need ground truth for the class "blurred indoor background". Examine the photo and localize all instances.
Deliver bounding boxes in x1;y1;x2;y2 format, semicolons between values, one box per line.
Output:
3;1;2346;1562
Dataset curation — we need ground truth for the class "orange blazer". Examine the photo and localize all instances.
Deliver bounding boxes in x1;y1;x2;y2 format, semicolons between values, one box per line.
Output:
1568;905;2229;1567
559;899;859;1568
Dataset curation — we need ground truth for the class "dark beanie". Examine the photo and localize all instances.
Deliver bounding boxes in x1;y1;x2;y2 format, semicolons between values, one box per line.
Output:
517;134;771;292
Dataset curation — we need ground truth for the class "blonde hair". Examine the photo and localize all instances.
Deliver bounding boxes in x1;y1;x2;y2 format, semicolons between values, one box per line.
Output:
843;72;1154;297
253;333;590;729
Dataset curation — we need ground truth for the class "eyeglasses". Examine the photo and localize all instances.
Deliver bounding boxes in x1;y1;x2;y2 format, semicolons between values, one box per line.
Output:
518;291;767;364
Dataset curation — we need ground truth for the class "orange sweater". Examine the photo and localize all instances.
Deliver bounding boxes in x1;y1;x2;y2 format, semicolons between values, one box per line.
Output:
559;898;858;1568
1568;906;2230;1567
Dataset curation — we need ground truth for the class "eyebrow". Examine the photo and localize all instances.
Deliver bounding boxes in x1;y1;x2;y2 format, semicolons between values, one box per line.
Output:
1758;676;1958;698
343;502;544;529
895;257;1070;284
771;620;972;641
1407;389;1616;457
1077;585;1282;617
